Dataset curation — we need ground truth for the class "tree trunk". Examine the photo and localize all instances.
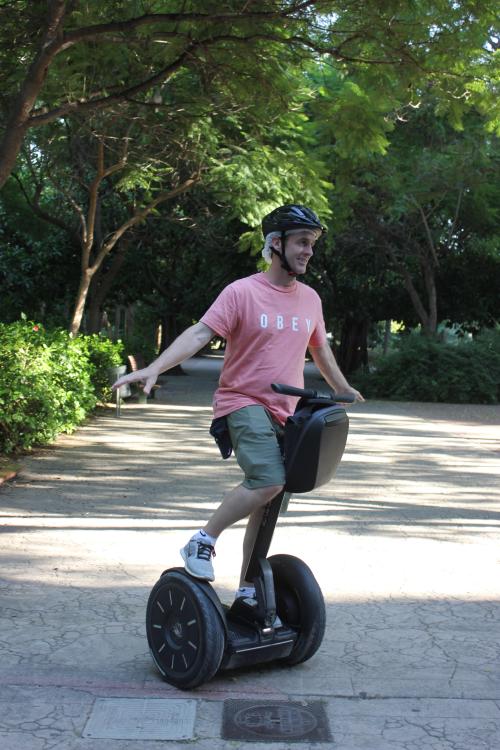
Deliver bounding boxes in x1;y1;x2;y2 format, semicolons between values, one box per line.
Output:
69;176;199;337
69;269;94;337
338;318;369;376
86;243;129;334
386;243;438;336
383;319;391;355
0;1;67;189
159;312;185;375
421;256;438;335
0;121;30;190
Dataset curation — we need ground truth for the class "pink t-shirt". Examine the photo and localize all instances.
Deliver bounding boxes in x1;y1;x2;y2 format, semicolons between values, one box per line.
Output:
200;272;327;425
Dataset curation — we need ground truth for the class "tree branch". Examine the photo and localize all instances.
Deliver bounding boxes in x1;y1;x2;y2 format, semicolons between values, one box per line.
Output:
411;197;440;268
12;146;84;247
29;41;198;126
0;0;67;186
92;175;200;272
11;170;76;239
55;1;320;51
384;240;431;329
448;187;464;242
29;29;408;127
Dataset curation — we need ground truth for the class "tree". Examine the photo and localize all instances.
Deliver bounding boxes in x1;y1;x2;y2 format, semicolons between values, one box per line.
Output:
370;106;499;334
1;0;498;189
114;193;258;356
312;91;500;341
292;54;499;369
0;178;76;323
10;48;333;336
13;112;200;335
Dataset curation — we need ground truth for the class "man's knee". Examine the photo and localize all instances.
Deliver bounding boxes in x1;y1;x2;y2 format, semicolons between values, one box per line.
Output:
253;484;284;505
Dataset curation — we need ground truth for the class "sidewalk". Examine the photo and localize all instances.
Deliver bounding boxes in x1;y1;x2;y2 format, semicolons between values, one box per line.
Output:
1;357;499;749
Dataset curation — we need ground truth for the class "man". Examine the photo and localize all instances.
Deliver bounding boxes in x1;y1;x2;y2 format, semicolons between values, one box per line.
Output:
113;205;363;602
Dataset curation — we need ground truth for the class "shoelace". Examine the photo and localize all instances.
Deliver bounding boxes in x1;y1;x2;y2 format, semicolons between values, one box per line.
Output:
196;541;215;561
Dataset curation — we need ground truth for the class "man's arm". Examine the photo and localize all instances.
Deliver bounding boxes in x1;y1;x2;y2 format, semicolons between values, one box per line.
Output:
308;341;364;402
112;321;216;395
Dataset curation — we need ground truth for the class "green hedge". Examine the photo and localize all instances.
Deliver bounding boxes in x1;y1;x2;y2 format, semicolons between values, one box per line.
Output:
0;319;123;454
355;328;500;404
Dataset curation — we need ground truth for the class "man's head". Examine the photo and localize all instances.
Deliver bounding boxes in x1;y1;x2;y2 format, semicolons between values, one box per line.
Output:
261;204;326;275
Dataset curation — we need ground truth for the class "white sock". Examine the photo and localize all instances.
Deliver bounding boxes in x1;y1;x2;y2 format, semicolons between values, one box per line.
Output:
235;586;256;599
192;529;217;546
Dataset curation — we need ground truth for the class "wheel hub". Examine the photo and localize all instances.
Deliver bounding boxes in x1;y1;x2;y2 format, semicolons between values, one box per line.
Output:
171;621;183;640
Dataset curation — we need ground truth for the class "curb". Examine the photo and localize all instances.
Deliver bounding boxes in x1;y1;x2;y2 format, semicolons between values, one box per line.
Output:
0;463;20;486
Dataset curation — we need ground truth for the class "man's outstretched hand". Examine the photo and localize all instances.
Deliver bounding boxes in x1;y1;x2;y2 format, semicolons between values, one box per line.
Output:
112;367;159;396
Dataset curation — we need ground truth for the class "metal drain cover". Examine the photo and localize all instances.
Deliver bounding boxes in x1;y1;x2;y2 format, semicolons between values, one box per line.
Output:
83;698;196;740
222;699;332;742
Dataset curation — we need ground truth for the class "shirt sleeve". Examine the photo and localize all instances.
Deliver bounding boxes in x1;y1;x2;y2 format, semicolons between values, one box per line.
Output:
200;283;239;339
308;293;328;348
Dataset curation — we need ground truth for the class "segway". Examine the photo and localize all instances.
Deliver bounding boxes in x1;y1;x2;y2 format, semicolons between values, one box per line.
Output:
146;382;352;689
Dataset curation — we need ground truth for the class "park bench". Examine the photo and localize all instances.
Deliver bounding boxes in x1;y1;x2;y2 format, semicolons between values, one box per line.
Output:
113;353;156;416
128;353;146;373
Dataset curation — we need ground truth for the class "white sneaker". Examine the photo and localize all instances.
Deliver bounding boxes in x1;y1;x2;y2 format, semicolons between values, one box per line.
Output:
180;540;215;581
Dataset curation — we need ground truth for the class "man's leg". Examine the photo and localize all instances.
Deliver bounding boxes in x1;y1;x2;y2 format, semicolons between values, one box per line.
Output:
206;485;283;588
181;405;285;582
204;483;282;539
181;482;282;581
239;505;266;588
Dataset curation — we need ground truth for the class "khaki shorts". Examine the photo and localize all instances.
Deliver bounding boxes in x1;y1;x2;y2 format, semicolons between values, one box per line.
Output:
226;405;286;490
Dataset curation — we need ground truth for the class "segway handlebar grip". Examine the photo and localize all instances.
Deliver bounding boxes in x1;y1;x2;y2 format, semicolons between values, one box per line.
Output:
272;383;318;399
271;382;356;403
331;393;356;403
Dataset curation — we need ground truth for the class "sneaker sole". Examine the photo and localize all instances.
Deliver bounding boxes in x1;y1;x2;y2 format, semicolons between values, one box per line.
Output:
180;547;215;582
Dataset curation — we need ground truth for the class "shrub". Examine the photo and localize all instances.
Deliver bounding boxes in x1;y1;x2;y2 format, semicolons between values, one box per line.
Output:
354;328;500;404
0;319;124;453
79;334;124;403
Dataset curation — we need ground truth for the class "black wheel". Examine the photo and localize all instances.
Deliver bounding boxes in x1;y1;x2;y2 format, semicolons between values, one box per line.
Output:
146;570;225;689
268;553;325;665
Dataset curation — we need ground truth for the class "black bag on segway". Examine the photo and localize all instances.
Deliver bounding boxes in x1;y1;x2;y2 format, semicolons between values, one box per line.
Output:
283;399;349;493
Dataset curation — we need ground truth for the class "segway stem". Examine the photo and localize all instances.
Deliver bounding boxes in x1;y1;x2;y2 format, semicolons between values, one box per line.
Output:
244;490;286;583
254;559;277;629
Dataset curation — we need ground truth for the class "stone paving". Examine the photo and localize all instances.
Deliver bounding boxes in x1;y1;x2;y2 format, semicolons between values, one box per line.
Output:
0;356;499;749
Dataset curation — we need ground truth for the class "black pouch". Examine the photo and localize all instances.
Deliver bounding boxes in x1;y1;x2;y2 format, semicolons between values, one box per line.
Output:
209;416;233;459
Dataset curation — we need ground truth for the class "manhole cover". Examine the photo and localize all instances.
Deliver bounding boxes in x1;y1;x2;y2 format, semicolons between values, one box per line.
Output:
83;698;196;740
222;700;332;742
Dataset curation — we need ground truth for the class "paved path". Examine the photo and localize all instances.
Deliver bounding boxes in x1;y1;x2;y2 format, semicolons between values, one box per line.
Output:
1;357;499;749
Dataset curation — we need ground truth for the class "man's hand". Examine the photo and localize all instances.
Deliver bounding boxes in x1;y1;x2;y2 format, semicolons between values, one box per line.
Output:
308;344;365;404
112;367;159;396
343;385;364;403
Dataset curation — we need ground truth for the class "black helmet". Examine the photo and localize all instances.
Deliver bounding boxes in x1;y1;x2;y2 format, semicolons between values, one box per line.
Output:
262;204;326;237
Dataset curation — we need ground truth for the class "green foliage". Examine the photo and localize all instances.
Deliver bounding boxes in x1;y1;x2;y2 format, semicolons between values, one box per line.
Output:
355;329;500;404
0;320;123;453
1;1;498;347
115;192;258;351
316;98;500;336
79;334;124;403
0;185;76;324
312;71;395;160
438;235;500;330
119;302;159;365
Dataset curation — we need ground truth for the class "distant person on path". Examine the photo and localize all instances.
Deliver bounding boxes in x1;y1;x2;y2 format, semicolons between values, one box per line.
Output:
113;204;363;603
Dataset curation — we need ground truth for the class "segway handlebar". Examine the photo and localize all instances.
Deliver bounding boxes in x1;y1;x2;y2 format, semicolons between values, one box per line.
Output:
271;382;355;403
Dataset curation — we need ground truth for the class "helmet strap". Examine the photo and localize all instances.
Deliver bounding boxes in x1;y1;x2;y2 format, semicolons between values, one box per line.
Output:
271;231;297;276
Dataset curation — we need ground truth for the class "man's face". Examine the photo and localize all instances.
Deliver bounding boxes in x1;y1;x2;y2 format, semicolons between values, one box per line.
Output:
273;230;318;274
